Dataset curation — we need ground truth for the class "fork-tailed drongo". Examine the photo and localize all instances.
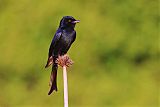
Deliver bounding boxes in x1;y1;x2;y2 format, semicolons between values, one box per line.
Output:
45;16;79;95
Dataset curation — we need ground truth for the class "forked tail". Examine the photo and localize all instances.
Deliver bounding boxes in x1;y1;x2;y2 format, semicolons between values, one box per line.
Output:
48;63;58;95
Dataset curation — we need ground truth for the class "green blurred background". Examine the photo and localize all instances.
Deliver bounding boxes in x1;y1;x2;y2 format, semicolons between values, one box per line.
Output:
0;0;159;107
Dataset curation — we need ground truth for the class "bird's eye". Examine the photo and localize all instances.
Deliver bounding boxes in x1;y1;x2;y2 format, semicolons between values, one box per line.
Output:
68;20;71;22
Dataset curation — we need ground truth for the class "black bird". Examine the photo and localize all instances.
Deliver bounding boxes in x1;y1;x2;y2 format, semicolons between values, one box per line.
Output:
45;16;80;95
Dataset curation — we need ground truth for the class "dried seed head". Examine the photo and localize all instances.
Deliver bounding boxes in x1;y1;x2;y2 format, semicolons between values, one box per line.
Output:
56;54;73;67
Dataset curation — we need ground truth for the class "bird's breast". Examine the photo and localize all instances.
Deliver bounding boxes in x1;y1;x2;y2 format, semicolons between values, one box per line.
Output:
61;32;74;44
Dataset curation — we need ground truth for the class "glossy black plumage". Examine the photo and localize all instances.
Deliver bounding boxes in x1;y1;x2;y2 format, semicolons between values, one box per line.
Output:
45;16;79;95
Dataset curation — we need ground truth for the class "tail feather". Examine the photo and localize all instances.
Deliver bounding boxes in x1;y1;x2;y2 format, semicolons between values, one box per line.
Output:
48;64;58;95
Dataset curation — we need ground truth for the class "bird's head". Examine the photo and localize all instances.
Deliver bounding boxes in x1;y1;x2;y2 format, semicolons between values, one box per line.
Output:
59;16;80;29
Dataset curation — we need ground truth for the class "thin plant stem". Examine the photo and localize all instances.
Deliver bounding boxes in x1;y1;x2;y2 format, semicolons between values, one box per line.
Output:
63;66;68;107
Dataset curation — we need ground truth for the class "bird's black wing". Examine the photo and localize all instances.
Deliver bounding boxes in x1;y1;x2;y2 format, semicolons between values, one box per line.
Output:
49;30;62;57
45;30;62;68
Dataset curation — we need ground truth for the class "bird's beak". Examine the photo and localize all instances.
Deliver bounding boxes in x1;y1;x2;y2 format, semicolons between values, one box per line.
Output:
72;20;80;24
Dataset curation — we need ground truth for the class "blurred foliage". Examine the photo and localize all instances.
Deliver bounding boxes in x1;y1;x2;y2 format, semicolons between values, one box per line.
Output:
0;0;159;107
